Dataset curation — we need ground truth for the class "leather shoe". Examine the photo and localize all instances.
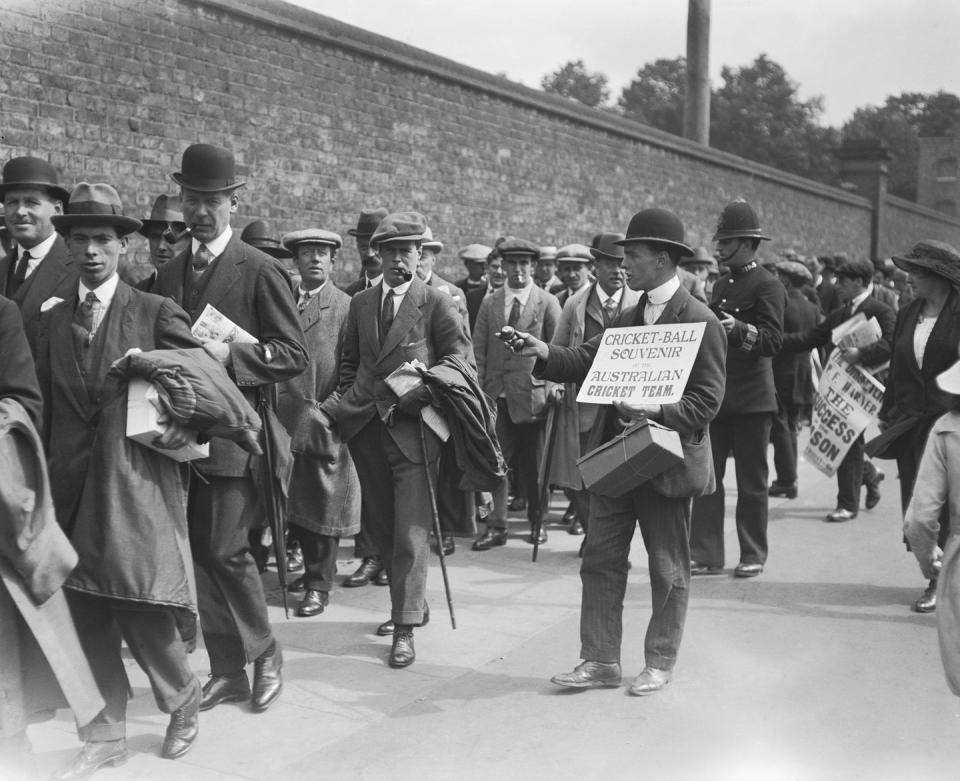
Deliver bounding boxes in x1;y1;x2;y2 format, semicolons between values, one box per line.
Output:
567;519;584;535
297;589;328;617
913;581;937;613
734;562;763;578
472;528;508;551
199;671;250;711
507;495;527;512
374;567;390;586
527;526;548;545
865;470;885;510
389;627;416;668
376;618;395;636
51;739;127;780
690;560;723;576
768;482;798;499
562;505;577;525
251;641;283;712
551;660;621;689
628;666;672;696
162;683;200;759
287;575;306;593
286;546;304;572
825;507;857;522
441;535;455;556
343;556;381;587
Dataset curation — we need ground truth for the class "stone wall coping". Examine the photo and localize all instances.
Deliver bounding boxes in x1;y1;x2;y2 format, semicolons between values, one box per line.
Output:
886;194;960;228
200;0;871;211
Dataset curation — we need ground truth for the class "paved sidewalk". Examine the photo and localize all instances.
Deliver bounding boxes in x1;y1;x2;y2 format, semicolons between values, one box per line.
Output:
16;434;960;780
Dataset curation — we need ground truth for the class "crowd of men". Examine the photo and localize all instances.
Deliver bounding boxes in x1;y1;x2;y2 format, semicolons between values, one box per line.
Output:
0;142;945;779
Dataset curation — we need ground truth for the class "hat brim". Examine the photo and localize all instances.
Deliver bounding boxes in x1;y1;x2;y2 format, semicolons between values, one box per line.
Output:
0;182;71;205
257;246;293;260
891;255;960;287
712;231;771;242
52;214;142;236
372;234;424;246
283;238;342;251
170;173;245;192
422;241;443;252
615;236;695;257
137;219;187;238
590;249;624;262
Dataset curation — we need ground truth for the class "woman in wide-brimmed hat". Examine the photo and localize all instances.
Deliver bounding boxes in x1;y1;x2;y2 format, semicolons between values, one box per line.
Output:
878;240;960;613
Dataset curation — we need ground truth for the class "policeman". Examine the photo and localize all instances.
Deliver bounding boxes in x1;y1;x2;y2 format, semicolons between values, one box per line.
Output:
690;201;787;578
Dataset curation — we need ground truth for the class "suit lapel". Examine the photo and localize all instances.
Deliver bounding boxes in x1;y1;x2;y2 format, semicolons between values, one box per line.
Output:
490;289;506;332
584;285;605;330
18;238;73;309
516;288;542;331
198;235;244;311
655;285;689;325
87;282;136;397
378;280;425;362
300;284;332;332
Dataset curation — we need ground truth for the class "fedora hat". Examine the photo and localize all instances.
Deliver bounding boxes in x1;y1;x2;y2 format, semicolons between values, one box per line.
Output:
138;194;185;237
171;143;245;192
615;208;694;257
892;240;960;287
556;243;593;264
590;233;625;262
348;207;389;238
282;228;343;251
422;226;443;253
713;200;770;242
241;220;292;259
51;183;141;236
0;156;70;204
370;212;427;246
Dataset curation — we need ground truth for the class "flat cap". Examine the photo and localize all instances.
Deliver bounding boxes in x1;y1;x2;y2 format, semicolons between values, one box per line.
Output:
282;229;343;250
834;256;875;282
498;237;540;258
538;246;558;262
458;243;492;262
370;211;427;246
556;243;593;263
774;259;813;282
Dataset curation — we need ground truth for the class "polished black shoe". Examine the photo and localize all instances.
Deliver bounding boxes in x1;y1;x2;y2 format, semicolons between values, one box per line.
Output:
628;666;672;696
567;519;584;535
441;535;456;556
51;739;127;780
287;575;306;593
472;528;509;551
865;470;885;510
562;505;577;525
734;562;763;578
344;556;381;587
527;527;548;545
690;560;723;576
768;482;798;499
507;496;527;512
297;589;329;617
374;567;390;586
162;683;200;760
389;627;416;668
286;546;304;573
199;671;250;712
251;641;283;712
376;618;395;636
913;581;937;613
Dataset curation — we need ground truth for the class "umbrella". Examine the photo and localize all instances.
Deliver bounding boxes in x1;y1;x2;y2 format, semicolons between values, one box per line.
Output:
257;391;293;618
533;395;562;563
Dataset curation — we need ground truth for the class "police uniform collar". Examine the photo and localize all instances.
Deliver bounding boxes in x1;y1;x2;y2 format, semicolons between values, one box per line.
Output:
732;261;758;276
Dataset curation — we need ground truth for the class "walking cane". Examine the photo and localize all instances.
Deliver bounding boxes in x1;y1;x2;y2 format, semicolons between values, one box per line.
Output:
419;418;457;629
533;394;562;563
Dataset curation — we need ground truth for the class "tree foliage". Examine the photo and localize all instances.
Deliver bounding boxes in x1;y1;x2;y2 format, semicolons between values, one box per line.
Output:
618;57;686;135
540;59;610;108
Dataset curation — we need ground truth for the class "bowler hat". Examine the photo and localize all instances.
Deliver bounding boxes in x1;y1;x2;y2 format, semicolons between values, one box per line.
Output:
713;200;770;242
422;226;443;252
282;228;343;251
458;243;492;263
834;257;875;284
51;183;142;236
138;194;185;237
241;220;292;260
892;240;960;287
0;156;70;204
171;143;245;192
616;208;694;257
556;243;593;264
590;233;625;262
539;246;558;262
498;237;540;258
370;212;427;246
348;207;389;238
774;259;813;282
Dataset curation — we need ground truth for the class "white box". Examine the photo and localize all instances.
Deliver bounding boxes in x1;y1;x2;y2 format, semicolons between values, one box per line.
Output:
126;378;209;462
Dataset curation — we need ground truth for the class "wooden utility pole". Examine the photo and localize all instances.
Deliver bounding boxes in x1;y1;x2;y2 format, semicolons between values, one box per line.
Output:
684;0;711;145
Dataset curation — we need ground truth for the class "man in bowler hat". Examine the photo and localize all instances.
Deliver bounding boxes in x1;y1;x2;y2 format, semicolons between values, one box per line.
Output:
505;207;726;695
690;200;787;578
151;143;307;713
0;156;78;354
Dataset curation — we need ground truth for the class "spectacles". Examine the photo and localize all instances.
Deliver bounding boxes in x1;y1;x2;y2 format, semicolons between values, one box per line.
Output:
152;223;188;244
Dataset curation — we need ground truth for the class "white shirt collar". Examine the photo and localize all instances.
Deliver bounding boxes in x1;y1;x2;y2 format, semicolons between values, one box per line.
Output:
383;278;412;298
192;226;232;259
646;274;681;305
505;281;534;305
366;273;383;289
298;281;326;299
79;272;120;308
22;232;57;263
850;283;871;312
596;284;623;306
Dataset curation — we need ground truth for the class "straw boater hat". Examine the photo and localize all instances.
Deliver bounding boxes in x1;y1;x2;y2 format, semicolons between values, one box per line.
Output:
51;183;141;236
892;240;960;287
282;229;343;252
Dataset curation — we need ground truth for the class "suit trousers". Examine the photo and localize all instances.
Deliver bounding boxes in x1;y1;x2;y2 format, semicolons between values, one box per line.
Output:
836;434;865;513
691;413;772;568
437;442;473;535
353;501;380;561
490;398;543;528
68;592;197;742
580;484;692;669
770;402;801;487
291;525;339;593
348;417;434;625
188;476;274;675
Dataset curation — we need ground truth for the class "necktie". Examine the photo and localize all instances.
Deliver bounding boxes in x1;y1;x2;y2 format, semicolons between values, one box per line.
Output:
379;289;395;344
78;291;102;339
508;297;521;327
192;244;213;275
9;250;31;296
298;291;312;313
602;296;618;326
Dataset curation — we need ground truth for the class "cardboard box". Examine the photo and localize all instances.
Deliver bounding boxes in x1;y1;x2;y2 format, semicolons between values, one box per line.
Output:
577;419;683;498
126;378;209;462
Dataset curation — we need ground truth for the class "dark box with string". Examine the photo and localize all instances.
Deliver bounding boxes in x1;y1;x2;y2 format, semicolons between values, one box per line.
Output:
576;419;683;498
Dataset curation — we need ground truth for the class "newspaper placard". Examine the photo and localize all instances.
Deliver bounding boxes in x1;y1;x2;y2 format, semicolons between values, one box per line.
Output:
803;351;885;476
191;304;258;344
575;323;706;405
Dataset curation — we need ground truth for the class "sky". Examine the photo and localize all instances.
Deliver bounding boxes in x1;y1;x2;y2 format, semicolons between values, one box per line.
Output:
288;0;960;127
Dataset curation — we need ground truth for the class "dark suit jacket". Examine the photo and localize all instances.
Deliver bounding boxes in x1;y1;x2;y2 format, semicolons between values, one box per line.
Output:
817;277;842;317
425;272;470;332
466;285;491;331
538;284;727;499
475;284;561;424
151;232;308;476
344;275;377;297
0;236;79;355
774;288;820;407
335;277;474;464
0;296;42;428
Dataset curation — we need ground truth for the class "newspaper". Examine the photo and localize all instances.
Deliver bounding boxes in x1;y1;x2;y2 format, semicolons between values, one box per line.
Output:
191;304;258;344
831;313;881;351
384;360;450;441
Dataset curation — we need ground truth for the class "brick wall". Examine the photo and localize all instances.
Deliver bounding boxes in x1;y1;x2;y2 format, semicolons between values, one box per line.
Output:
2;0;957;285
882;195;960;257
